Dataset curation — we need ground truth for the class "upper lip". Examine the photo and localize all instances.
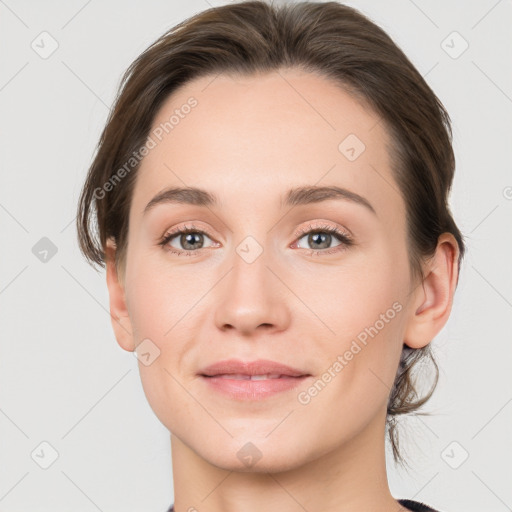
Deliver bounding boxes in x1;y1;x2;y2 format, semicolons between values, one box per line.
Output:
199;359;309;377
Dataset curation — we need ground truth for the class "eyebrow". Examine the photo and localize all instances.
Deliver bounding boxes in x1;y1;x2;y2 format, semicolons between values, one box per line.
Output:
143;185;376;215
283;185;376;214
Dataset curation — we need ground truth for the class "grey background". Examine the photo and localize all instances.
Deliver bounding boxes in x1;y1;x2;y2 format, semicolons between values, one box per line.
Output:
0;1;511;511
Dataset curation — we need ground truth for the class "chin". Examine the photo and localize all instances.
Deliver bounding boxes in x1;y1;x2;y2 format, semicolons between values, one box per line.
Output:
208;452;307;474
197;435;314;474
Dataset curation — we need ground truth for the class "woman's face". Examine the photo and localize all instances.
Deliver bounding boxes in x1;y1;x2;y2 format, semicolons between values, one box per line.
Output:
113;69;421;471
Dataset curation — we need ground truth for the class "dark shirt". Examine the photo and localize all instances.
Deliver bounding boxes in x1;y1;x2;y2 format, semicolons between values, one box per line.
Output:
166;498;441;511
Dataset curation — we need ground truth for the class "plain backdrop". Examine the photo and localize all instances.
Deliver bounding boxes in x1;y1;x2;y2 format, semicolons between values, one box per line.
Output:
0;1;511;511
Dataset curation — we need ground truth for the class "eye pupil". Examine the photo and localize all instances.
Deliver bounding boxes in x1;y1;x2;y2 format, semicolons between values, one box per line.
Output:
309;232;331;249
182;232;203;250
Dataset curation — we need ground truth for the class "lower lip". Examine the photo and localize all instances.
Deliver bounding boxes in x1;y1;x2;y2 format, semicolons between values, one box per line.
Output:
200;375;311;400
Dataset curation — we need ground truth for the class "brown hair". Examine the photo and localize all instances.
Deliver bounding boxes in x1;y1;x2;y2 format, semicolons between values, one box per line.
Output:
76;0;465;467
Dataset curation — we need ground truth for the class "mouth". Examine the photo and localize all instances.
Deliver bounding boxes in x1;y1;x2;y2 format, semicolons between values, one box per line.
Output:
198;359;312;400
202;373;300;380
199;374;311;400
199;358;309;378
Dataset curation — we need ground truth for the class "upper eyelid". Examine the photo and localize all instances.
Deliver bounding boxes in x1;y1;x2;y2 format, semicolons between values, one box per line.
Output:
294;222;351;237
162;221;349;237
161;222;352;247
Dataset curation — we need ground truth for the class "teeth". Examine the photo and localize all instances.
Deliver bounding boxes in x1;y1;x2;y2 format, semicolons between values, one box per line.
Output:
217;373;283;380
250;374;282;380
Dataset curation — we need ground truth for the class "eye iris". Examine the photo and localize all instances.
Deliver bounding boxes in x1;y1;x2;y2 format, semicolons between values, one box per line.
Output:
181;232;203;250
309;232;331;249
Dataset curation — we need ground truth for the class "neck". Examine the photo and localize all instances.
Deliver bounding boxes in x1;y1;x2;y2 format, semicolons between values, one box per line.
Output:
170;407;406;512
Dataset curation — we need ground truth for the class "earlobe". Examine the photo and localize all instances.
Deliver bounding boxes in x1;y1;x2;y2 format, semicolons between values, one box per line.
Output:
404;233;460;349
105;238;135;352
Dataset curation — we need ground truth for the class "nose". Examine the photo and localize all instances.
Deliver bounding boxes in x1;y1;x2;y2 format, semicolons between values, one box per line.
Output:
213;244;291;336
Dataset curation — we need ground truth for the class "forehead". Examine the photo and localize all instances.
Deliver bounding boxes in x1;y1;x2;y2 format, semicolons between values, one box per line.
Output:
131;68;401;219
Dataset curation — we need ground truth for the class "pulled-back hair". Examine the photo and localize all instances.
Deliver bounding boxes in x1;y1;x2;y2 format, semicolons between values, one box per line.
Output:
76;0;465;467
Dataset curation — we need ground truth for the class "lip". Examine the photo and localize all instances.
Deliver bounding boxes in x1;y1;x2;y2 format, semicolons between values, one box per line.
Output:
199;358;308;377
198;359;312;401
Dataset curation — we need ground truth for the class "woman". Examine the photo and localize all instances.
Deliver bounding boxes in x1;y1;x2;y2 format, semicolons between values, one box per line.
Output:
76;2;465;511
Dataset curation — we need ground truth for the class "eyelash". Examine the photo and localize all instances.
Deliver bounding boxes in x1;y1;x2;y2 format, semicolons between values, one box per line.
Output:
158;222;353;257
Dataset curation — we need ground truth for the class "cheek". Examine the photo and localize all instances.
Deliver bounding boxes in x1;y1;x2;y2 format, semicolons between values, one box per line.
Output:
124;258;196;428
125;254;192;343
294;244;408;341
301;246;409;398
127;283;168;343
291;282;406;448
125;226;410;423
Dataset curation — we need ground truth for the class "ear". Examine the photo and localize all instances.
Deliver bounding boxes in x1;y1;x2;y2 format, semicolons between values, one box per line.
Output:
404;233;460;349
105;238;135;352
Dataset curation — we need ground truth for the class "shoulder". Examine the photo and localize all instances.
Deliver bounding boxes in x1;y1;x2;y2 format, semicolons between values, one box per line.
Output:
169;501;442;512
398;498;443;512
